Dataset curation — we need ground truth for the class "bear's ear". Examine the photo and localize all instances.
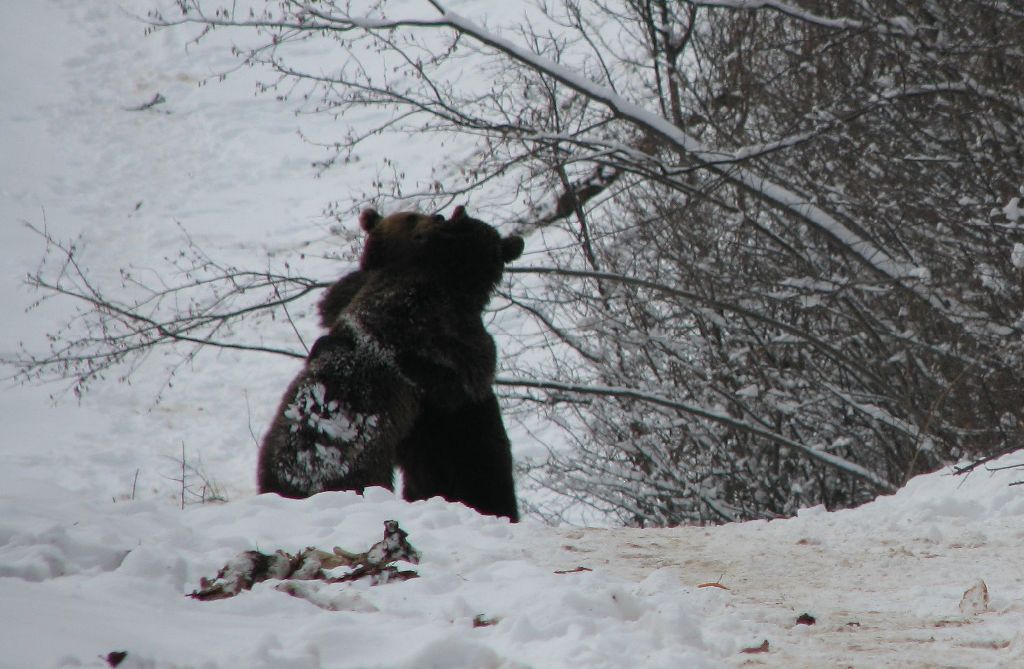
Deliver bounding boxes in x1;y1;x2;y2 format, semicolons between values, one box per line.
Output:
450;205;468;223
501;235;525;262
359;208;383;231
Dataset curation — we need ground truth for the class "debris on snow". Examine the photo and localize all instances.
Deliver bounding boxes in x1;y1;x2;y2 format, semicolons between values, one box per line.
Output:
190;520;420;601
741;639;770;654
472;614;500;628
122;92;166;112
795;613;816;626
698;580;730;590
959;579;990;616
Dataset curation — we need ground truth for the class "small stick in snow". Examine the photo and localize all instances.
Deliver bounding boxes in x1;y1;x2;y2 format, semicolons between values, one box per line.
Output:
123;93;167;112
740;640;770;654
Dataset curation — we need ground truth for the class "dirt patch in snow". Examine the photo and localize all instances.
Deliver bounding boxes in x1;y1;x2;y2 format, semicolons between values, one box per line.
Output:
544;517;1024;669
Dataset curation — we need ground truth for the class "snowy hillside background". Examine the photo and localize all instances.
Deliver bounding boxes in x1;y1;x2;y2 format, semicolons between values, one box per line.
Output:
2;1;1024;667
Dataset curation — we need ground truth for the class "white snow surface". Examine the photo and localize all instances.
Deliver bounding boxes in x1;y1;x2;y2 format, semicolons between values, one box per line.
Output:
3;2;1024;667
4;463;1024;668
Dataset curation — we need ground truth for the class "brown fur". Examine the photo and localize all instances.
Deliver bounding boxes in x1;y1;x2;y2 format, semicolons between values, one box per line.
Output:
260;207;523;520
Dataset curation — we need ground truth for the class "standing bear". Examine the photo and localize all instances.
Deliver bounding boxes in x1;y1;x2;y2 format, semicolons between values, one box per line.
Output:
258;206;523;520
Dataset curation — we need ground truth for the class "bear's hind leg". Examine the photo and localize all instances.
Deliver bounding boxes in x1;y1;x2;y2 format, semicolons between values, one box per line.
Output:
258;330;418;499
398;393;518;521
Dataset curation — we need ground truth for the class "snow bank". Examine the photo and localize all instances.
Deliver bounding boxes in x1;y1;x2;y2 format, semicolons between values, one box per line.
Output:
4;454;1023;668
0;483;760;668
865;456;1024;521
795;451;1024;553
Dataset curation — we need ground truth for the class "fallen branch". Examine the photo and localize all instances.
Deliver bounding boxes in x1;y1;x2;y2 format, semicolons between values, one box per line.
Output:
697;581;729;590
740;640;770;654
123;92;167;112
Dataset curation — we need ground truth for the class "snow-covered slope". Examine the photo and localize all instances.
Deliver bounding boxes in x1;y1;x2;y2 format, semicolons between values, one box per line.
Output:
3;449;1023;668
3;2;1024;667
2;0;385;504
0;482;760;668
556;458;1024;669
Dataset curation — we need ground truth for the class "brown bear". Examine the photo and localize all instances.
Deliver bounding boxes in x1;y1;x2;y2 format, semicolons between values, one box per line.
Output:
317;207;523;520
259;207;523;520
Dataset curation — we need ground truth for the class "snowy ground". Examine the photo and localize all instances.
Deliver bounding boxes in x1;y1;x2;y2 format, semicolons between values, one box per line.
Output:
3;1;1024;667
4;458;1024;668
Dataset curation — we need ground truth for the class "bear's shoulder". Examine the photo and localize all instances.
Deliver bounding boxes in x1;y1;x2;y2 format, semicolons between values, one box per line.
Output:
317;269;368;329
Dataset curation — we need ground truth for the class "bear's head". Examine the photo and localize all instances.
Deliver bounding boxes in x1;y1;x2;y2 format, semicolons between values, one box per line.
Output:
358;208;446;269
358;206;524;304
